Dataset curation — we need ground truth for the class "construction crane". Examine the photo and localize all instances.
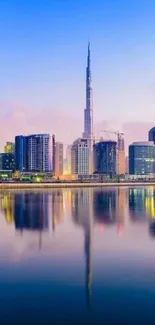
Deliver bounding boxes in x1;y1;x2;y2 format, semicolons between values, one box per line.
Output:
95;130;125;177
96;130;124;144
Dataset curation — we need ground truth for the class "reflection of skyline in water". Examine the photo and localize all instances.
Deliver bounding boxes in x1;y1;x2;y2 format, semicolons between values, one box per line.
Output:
2;187;155;231
1;187;155;323
0;191;65;233
1;187;155;309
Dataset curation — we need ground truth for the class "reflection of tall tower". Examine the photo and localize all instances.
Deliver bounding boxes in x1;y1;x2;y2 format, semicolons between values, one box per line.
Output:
71;189;93;308
84;212;93;310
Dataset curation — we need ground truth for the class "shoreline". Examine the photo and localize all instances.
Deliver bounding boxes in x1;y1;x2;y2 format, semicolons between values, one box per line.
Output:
0;182;154;189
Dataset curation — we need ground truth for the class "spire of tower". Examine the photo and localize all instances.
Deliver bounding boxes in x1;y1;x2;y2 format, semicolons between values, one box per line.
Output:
87;42;90;68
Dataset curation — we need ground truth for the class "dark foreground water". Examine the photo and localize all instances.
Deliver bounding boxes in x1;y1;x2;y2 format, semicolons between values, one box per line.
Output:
1;187;155;324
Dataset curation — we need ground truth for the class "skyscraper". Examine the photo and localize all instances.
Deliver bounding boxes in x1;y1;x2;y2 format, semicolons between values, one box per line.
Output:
129;141;155;175
15;134;55;172
117;133;126;175
83;43;93;140
83;43;94;174
93;141;117;175
71;138;89;175
27;134;54;172
15;135;27;171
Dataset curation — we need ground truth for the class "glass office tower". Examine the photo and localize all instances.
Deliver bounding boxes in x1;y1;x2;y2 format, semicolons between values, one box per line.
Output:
129;142;155;175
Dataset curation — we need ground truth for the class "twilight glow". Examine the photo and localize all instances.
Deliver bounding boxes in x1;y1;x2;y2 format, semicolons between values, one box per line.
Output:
0;0;155;150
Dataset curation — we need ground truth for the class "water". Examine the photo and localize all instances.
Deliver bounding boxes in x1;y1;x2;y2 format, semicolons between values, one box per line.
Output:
0;186;155;324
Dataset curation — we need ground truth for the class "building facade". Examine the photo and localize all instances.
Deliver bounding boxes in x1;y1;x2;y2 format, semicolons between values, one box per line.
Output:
129;142;155;175
71;138;89;175
55;142;63;176
93;141;117;175
117;134;126;175
15;135;28;171
149;127;155;144
0;153;15;171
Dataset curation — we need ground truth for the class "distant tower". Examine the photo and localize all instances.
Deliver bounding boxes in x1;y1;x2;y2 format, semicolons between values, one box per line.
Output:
55;142;63;176
83;43;93;140
117;133;126;175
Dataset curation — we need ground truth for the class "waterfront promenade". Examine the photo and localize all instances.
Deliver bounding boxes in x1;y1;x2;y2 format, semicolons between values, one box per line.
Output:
0;181;154;189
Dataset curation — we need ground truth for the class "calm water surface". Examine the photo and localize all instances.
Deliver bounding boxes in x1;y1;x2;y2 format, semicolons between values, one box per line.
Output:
1;187;155;324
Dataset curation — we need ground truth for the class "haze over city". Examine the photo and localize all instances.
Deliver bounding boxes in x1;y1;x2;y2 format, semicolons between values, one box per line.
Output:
1;0;155;150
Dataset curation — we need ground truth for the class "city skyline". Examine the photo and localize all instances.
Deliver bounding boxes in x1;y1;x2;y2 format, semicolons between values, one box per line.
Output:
1;1;155;150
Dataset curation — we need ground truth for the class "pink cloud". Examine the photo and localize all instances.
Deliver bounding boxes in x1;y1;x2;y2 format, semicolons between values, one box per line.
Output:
0;102;83;150
0;101;154;154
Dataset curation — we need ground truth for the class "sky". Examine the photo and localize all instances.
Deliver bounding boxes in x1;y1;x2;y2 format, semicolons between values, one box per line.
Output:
0;0;155;150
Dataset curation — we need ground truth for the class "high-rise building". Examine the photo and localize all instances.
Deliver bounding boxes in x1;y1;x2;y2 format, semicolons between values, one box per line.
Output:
129;141;155;175
15;134;55;172
93;141;117;175
83;43;94;174
83;43;93;140
15;135;28;171
52;134;56;174
71;138;89;175
4;142;15;154
55;142;63;176
149;127;155;144
117;134;126;175
27;134;54;172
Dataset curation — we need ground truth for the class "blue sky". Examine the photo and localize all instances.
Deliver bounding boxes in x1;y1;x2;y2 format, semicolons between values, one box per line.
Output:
0;0;155;147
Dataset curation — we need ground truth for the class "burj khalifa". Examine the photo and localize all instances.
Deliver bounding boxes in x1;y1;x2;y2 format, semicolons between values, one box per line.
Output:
83;43;93;139
83;43;94;173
